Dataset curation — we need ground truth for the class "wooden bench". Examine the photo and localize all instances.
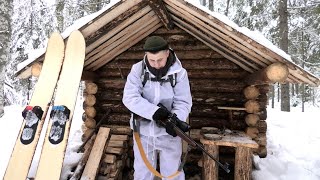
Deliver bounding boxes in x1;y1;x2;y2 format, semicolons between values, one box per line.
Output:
200;131;259;180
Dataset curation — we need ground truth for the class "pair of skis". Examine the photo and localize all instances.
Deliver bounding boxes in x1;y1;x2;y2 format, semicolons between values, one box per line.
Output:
4;30;85;180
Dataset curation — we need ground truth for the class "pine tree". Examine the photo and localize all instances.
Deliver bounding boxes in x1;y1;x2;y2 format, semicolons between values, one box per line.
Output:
0;0;12;116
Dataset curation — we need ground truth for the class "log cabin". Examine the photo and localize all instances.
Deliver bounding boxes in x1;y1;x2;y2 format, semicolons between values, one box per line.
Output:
16;0;320;179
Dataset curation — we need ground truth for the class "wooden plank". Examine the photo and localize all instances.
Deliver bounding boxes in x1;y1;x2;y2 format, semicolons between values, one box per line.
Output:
104;125;132;135
108;140;128;148
85;6;152;55
202;145;219;180
105;147;124;155
70;135;96;180
85;11;157;65
81;0;143;37
89;22;162;71
103;154;117;164
164;0;320;86
85;18;161;70
146;0;174;30
217;107;246;111
110;135;129;141
166;3;267;68
81;127;111;180
171;15;254;73
200;131;259;149
234;147;252;180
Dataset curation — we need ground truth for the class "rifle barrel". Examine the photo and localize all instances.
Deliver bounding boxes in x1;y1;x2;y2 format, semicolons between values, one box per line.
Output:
173;124;230;173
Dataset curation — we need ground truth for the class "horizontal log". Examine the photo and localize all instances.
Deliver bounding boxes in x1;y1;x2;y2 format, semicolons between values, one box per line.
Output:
244;63;289;85
84;117;96;129
97;78;247;92
244;100;260;113
254;133;267;146
253;146;267;158
114;49;224;60
96;113;130;126
107;140;128;148
189;79;246;92
96;91;247;105
98;102;130;114
243;85;260;100
85;0;148;44
97;101;247;121
31;63;42;77
104;125;132;135
110;135;129;141
245;114;259;127
127;34;212;51
84;106;97;118
84;94;96;107
105;147;124;155
97;79;125;90
98;68;248;79
190;117;246;130
102;154;117;164
100;58;240;70
257;120;267;133
258;108;267;120
245;127;259;139
84;82;98;95
191;105;246;119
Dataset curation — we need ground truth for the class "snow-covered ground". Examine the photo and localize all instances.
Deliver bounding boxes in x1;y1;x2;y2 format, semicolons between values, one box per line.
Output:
0;93;84;179
1;102;320;179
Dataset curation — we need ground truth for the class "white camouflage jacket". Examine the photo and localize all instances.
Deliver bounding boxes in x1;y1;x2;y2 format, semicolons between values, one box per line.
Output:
122;52;192;137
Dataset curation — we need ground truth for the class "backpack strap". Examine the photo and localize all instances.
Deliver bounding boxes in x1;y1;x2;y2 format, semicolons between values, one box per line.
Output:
141;61;177;88
141;62;149;87
168;73;177;87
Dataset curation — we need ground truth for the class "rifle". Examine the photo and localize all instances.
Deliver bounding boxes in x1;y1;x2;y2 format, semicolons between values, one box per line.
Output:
158;104;230;173
77;109;112;153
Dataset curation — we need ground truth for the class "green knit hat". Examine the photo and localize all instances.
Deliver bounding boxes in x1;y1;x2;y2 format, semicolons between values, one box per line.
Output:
143;36;169;52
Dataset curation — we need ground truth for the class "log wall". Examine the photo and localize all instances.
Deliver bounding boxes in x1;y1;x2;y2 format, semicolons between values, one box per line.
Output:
93;26;269;178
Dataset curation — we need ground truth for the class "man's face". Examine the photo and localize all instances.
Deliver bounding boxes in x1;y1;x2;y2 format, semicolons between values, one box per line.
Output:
146;50;169;69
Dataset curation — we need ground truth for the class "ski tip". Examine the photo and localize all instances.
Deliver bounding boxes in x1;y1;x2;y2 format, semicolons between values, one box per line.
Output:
69;30;85;40
67;30;86;50
49;32;63;40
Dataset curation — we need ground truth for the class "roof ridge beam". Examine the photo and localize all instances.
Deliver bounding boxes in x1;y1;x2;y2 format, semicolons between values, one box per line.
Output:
145;0;174;30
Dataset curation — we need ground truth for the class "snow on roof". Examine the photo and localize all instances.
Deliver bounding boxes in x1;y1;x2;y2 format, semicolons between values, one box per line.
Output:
18;0;305;77
16;0;121;73
185;0;292;62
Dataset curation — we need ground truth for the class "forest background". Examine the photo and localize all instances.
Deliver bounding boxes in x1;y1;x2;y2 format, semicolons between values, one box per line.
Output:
0;0;319;116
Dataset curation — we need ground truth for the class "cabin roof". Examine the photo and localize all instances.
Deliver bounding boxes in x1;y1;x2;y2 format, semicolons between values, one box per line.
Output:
17;0;320;86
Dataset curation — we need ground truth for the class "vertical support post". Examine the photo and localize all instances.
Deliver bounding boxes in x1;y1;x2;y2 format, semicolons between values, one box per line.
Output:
202;145;219;180
234;146;252;180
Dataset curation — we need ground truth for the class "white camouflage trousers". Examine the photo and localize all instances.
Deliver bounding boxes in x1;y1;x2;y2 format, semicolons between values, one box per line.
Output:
133;134;185;180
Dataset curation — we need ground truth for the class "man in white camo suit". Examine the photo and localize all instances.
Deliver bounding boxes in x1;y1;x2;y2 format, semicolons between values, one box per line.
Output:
123;36;192;180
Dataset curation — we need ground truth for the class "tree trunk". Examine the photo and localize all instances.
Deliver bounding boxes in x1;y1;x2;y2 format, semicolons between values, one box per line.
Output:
279;0;290;112
208;0;214;11
270;85;275;108
301;29;305;112
200;0;206;6
225;0;230;16
55;0;65;32
0;0;12;117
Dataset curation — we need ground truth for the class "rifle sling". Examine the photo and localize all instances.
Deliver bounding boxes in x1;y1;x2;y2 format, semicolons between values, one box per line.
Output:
132;119;185;179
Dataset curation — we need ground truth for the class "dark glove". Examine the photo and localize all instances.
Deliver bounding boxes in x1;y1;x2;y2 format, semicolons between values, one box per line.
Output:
152;107;169;124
